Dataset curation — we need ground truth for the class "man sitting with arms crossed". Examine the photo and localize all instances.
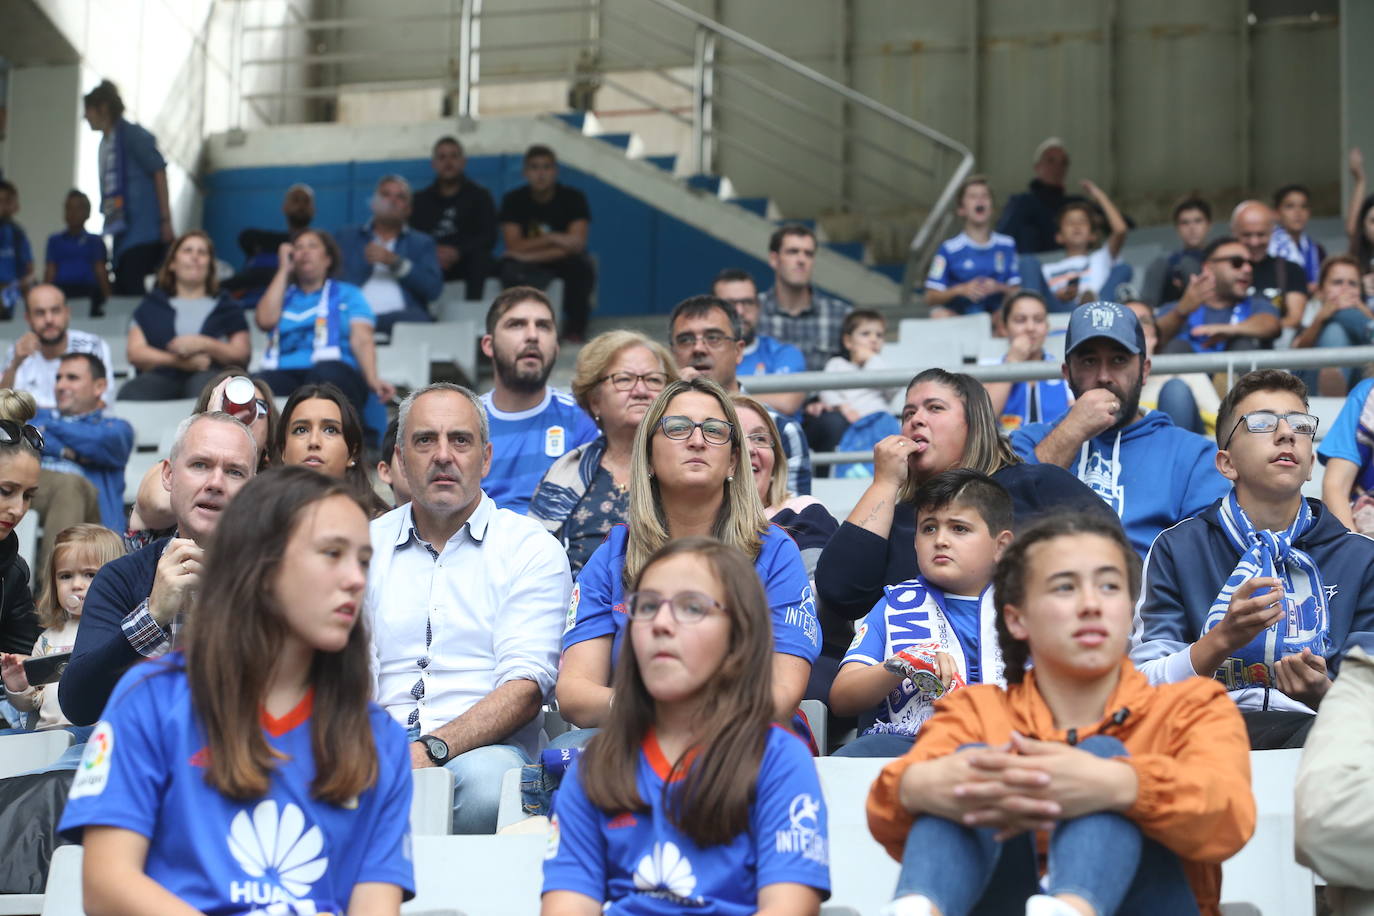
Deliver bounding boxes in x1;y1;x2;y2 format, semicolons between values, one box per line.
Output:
61;411;257;725
1133;369;1374;750
369;383;572;834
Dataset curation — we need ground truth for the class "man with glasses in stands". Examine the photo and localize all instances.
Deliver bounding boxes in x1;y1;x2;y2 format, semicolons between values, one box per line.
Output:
1154;237;1282;354
668;294;812;495
1133;369;1374;749
713;267;805;418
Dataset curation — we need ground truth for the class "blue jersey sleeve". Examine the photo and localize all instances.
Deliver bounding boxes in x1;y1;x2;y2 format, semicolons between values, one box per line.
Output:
354;714;417;897
760;528;821;663
341;282;376;326
541;758;608;902
561;535;619;650
59;663;172;842
775;342;807;375
925;241;953;291
1318;379;1374;467
841;599;890;667
750;729;831;898
1005;247;1022;285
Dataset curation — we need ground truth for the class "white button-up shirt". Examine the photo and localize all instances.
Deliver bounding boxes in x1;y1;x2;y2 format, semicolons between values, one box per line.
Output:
367;492;572;757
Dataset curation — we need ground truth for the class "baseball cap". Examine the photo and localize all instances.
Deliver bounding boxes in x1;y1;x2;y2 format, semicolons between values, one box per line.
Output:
1064;301;1144;357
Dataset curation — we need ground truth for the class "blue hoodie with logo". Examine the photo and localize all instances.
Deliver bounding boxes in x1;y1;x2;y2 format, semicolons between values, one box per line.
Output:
1009;409;1229;556
1131;496;1374;713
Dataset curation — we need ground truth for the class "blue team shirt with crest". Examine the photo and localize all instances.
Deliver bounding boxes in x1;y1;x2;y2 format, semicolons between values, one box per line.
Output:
59;657;415;914
737;335;807;379
926;231;1022;314
542;726;830;913
564;523;821;664
481;387;599;514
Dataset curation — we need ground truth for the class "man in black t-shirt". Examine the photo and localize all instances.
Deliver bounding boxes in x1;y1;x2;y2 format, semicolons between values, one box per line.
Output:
411;136;497;300
498;144;594;341
1232;200;1307;329
223;184;315;304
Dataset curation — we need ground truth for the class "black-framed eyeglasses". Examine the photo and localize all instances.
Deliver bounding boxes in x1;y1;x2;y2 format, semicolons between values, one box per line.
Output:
1207;255;1250;270
744;432;774;450
720;296;759;309
657;415;733;445
1223;410;1319;449
672;331;736;350
625;589;724;624
597;371;669;392
0;420;43;453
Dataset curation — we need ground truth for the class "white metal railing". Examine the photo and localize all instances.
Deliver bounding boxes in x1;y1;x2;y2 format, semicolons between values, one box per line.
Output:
227;0;972;283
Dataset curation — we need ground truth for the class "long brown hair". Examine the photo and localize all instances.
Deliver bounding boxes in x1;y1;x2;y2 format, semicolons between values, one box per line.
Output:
194;369;280;470
184;467;377;802
898;368;1021;504
156;230;220;296
273;382;388;517
579;537;775;846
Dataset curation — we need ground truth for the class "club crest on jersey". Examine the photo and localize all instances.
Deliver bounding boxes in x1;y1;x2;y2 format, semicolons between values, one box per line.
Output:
544;425;566;457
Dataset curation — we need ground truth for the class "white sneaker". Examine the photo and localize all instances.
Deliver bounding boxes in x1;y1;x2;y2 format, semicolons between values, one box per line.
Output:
1025;894;1085;916
883;895;940;916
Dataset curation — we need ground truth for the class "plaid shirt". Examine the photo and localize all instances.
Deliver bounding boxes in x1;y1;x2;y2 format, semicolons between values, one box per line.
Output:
757;285;852;371
120;597;181;657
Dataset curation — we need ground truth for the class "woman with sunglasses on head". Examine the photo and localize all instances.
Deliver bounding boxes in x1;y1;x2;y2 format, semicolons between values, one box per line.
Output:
274;382;389;518
0;390;44;666
556;379;820;734
530;331;678;575
1133;370;1374;751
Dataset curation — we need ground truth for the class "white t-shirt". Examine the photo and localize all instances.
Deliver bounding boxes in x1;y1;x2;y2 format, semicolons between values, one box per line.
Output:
5;328;116;409
819;353;895;419
1041;245;1117;300
360;237;406;315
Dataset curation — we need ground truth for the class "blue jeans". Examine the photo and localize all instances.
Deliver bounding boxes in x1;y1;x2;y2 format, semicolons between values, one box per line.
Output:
1298;309;1373;392
832;732;915;758
407;723;531;834
893;736;1198;916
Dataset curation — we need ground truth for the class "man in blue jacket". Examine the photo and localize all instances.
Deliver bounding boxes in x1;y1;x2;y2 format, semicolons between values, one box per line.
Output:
337;174;443;335
1132;369;1374;749
1008;300;1229;555
34;352;132;531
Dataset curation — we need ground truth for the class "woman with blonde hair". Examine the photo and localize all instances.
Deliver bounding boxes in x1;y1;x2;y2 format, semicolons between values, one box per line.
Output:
0;390;44;679
556;378;819;730
529;330;677;574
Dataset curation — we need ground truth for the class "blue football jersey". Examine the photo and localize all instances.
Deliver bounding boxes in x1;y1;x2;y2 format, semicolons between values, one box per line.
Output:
542;726;830;913
482;388;599;513
59;657;415;914
926;232;1021;291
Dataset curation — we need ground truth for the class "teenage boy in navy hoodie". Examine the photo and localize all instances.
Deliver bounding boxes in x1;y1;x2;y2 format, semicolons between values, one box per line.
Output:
1132;369;1374;749
1008;300;1230;556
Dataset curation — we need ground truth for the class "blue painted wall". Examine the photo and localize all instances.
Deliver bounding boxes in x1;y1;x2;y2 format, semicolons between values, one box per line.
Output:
203;155;777;317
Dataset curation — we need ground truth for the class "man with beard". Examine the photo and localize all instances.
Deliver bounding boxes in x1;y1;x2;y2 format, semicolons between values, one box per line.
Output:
1008;300;1228;556
411;136;497;301
1;284;114;408
1155;236;1282;354
669;294;812;495
337;174;443;335
478;286;597;512
368;383;570;832
712;268;805;417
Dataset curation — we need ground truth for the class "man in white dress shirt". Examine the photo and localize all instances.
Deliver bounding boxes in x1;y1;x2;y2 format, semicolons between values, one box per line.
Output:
367;381;572;833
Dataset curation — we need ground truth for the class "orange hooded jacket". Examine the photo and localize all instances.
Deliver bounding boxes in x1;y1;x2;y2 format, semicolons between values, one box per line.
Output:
866;661;1255;915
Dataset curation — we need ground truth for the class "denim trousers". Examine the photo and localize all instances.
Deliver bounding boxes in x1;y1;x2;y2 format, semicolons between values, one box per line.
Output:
893;735;1198;916
406;723;531;834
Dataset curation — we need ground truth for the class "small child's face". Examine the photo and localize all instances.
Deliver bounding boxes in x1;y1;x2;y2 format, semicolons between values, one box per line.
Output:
1277;191;1310;235
1005;299;1047;349
958;183;993;225
55;552;102;619
915;501;1009;596
843;320;885;363
1174;207;1210;250
64;195;90;229
1056;208;1095;253
0;190;17;221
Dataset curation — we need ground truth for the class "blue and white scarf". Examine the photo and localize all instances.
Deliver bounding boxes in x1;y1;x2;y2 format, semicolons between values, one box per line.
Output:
260;280;347;370
1268;229;1321;287
1202;490;1331;690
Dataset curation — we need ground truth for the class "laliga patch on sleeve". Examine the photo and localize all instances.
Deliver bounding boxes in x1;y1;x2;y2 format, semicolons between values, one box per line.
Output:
545;425;566;457
545;812;561;860
929;255;946;278
69;721;115;799
847;623;867;652
564;583;580;635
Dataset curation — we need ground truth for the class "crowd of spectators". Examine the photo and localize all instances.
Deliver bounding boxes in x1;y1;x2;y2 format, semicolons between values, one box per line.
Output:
1;81;1374;915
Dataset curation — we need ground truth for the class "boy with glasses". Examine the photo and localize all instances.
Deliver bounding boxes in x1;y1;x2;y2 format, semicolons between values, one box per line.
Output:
1132;369;1374;749
1154;236;1282;353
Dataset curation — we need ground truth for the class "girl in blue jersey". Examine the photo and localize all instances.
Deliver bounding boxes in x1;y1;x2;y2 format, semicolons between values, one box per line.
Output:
543;537;831;915
60;467;414;916
556;378;820;732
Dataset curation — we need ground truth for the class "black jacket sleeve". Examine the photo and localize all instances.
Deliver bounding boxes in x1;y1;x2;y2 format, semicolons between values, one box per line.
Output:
0;552;38;655
815;504;918;621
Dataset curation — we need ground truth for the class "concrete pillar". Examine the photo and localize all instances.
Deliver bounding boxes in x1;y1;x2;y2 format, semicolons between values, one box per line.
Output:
4;64;83;259
1340;0;1374;208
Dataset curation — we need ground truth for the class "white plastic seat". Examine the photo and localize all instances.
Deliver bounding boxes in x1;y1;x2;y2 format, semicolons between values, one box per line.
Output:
411;766;455;836
1308;396;1344;444
495;766;523;832
810;478;871;521
115;398;196;450
0;730;75;780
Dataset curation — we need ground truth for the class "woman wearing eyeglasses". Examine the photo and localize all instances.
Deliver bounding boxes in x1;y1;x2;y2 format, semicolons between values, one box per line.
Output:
555;378;820;733
529;331;677;575
1133;369;1374;751
0;390;44;666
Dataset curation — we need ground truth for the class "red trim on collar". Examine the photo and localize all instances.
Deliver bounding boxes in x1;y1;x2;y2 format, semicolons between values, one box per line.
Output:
261;688;314;737
643;727;698;782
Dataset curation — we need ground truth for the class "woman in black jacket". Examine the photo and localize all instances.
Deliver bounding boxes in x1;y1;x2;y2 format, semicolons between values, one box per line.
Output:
0;389;44;668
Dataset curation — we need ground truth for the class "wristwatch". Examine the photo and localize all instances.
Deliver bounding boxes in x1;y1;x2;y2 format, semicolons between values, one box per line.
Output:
417;734;450;766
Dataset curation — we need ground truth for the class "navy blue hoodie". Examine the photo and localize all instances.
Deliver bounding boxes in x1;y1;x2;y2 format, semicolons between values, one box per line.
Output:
1131;496;1374;713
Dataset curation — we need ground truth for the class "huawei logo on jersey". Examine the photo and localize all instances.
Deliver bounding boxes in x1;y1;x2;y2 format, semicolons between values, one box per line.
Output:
226;800;328;907
633;841;703;905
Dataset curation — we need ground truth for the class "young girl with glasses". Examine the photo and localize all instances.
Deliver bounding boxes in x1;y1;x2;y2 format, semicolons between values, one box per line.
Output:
542;537;830;915
59;467;414;914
